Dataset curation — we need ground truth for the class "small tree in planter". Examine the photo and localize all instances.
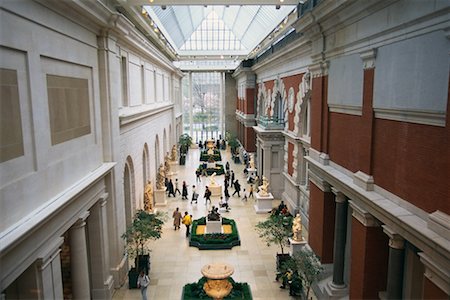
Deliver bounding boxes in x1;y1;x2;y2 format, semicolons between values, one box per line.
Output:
291;248;323;299
179;134;193;154
122;210;167;288
255;213;293;270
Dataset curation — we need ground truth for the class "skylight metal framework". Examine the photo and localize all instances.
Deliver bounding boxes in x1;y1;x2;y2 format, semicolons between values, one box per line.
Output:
144;5;294;59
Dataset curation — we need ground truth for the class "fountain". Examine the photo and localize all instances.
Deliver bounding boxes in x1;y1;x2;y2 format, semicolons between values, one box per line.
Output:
201;263;235;300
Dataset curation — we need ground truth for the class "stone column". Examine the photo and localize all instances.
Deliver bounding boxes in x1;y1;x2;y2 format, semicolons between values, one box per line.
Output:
35;237;64;299
262;144;271;181
383;226;405;300
69;211;91;300
331;189;348;287
325;189;349;298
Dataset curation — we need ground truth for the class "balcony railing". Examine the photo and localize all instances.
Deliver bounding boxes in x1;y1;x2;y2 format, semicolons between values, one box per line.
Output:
257;116;285;130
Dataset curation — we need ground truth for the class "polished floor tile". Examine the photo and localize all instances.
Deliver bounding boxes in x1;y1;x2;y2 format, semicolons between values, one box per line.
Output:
113;146;314;300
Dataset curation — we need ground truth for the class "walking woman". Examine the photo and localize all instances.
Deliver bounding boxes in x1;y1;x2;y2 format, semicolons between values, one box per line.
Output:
182;181;188;200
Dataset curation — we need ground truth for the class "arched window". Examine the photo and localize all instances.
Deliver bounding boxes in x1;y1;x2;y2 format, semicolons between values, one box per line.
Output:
123;156;135;226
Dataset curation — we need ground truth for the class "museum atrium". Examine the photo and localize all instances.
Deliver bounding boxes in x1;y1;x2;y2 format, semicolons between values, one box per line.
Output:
0;0;449;299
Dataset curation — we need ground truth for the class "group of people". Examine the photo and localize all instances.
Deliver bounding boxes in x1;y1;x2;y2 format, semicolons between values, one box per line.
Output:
172;207;193;237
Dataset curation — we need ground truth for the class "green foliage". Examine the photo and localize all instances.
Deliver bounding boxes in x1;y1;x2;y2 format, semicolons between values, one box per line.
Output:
190;217;239;246
279;249;323;299
182;277;252;300
179;134;193;154
121;210;167;264
255;214;293;254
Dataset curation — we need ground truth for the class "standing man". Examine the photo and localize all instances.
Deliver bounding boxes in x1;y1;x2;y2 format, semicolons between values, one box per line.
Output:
230;170;235;186
204;186;212;205
172;207;182;230
232;180;241;197
137;270;149;300
182;212;192;237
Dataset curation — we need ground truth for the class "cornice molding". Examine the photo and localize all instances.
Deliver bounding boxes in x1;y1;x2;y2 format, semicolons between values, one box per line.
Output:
349;200;381;227
119;103;173;126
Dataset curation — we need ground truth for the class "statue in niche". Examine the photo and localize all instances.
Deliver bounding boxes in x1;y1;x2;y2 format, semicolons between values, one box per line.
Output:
292;213;303;242
171;145;177;161
258;176;270;196
299;71;311;101
144;180;154;212
156;164;166;189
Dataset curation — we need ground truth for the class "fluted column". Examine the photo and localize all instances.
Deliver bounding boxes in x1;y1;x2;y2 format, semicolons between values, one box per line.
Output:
331;189;348;288
383;226;405;300
69;211;91;300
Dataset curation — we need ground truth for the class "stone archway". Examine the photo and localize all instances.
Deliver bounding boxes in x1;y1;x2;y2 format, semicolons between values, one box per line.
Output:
123;156;135;227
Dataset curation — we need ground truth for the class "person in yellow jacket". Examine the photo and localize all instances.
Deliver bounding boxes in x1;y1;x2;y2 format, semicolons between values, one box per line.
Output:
182;212;193;237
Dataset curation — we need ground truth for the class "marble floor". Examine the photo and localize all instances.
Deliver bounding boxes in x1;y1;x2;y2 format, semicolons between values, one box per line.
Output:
113;146;312;300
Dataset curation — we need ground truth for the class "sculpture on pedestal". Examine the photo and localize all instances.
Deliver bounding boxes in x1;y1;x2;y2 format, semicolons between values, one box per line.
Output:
207;206;221;221
156;164;166;189
164;152;171;174
292;213;303;242
258;176;270;196
209;172;218;186
171;144;177;161
143;181;154;212
249;154;255;169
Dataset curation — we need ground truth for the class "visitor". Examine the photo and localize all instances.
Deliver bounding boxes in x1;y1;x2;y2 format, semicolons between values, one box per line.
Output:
232;180;241;197
196;169;201;182
182;181;188;200
182;211;192;237
174;178;181;196
225;161;230;172
219;196;230;212
248;185;254;198
204;186;212;205
278;201;287;213
137;270;150;300
191;185;198;204
241;188;248;202
230;170;235;185
198;140;203;149
224;186;230;202
167;179;175;197
172;207;182;230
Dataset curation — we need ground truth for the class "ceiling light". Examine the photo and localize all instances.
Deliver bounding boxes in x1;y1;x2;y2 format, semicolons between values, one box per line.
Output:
280;0;284;2
149;0;154;2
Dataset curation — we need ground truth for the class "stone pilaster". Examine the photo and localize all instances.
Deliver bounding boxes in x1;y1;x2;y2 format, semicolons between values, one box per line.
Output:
36;237;64;299
69;211;91;300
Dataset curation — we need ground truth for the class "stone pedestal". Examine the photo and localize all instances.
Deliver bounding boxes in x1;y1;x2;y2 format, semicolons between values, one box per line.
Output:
154;188;167;207
254;193;274;214
209;185;222;197
289;238;307;255
206;218;222;233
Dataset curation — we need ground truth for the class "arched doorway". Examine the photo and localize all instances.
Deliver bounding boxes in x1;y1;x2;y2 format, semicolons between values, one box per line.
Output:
155;134;160;171
143;143;149;185
163;129;168;158
123;156;135;227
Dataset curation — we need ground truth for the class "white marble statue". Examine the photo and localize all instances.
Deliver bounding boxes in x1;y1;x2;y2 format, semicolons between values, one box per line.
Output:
209;172;218;186
249;154;255;169
258;176;270;196
292;213;303;242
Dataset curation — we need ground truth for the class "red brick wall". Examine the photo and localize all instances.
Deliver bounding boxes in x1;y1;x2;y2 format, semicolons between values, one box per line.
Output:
311;76;328;152
372;118;450;214
282;74;303;132
288;142;294;176
244;127;256;152
245;88;255;114
350;218;389;299
422;277;448;299
309;182;335;263
328;113;363;173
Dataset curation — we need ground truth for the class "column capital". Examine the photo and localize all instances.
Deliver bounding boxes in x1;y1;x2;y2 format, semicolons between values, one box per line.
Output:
331;188;347;203
99;192;109;207
308;171;331;192
382;226;405;249
72;211;90;229
360;48;377;69
309;61;329;78
349;201;381;227
36;237;64;270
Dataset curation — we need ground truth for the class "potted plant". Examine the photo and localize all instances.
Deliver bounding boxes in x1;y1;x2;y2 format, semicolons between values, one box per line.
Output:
255;213;293;271
179;134;192;154
122;210;167;288
289;248;323;299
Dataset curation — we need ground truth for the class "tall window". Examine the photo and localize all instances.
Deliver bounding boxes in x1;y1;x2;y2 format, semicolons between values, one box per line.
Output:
182;72;224;142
